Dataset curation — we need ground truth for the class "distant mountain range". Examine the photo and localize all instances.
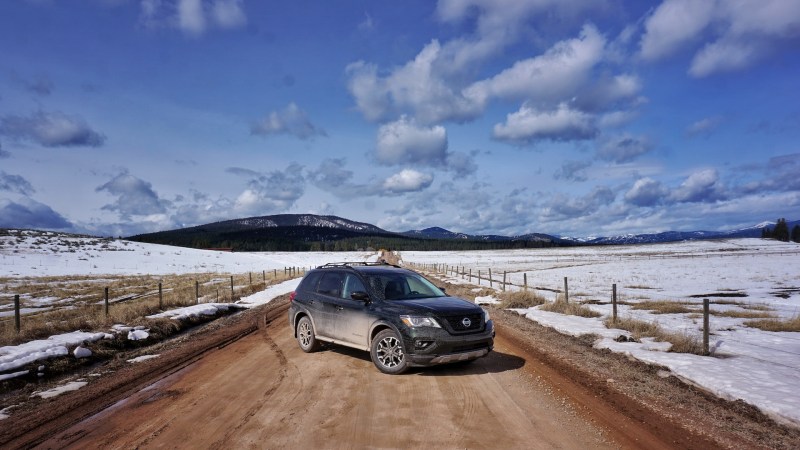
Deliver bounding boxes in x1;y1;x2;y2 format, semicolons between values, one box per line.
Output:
399;226;567;244
402;220;799;245
127;214;798;251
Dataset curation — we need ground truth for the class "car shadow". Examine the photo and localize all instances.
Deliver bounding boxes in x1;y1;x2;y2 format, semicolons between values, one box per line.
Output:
320;345;525;376
413;350;525;377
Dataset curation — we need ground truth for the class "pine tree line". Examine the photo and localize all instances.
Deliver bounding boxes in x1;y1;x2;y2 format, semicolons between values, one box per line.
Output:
761;218;800;243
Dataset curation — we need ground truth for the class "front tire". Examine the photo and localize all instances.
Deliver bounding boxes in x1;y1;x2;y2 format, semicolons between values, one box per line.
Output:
370;329;409;374
296;316;321;352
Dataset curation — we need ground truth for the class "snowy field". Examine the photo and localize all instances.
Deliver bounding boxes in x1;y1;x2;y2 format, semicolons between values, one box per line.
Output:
403;239;800;427
0;230;376;277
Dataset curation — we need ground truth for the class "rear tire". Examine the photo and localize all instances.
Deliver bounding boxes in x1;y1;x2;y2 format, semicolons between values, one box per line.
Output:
370;329;409;374
296;316;321;352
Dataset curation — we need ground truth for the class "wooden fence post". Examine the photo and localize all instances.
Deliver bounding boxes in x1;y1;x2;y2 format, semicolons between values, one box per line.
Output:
489;268;493;288
524;273;528;292
469;268;472;283
14;294;20;333
502;271;507;291
563;277;569;303
230;276;234;301
249;272;252;285
478;270;482;286
274;269;277;278
612;284;617;321
195;280;199;304
703;299;710;356
104;287;109;316
158;282;163;309
262;270;266;282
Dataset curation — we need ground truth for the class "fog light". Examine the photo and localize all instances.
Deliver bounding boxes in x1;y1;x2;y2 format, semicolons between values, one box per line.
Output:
415;340;433;349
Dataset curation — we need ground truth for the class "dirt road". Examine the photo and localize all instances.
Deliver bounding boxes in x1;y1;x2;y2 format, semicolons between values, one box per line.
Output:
37;306;616;449
6;293;794;449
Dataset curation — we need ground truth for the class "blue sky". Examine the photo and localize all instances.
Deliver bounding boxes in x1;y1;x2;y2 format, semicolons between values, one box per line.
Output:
0;0;798;238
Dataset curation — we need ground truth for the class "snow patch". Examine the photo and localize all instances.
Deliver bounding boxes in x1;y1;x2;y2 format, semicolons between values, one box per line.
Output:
127;329;149;341
236;278;301;307
0;331;108;372
73;346;92;359
127;354;160;363
475;295;500;305
0;370;29;381
33;380;88;399
147;303;246;320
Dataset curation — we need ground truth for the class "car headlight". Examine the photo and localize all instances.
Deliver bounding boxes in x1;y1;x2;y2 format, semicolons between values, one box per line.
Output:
400;315;441;328
483;308;490;322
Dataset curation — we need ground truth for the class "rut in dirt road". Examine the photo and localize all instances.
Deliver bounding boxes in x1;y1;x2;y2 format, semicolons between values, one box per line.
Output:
208;309;291;450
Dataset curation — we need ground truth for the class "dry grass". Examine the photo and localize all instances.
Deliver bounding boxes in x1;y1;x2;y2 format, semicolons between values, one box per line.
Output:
0;271;291;346
498;290;546;309
710;309;776;319
540;298;601;318
605;316;661;340
659;330;704;354
744;315;800;332
605;317;704;355
630;300;697;314
742;304;772;311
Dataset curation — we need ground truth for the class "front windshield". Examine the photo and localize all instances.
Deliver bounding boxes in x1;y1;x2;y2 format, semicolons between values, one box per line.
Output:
365;272;445;300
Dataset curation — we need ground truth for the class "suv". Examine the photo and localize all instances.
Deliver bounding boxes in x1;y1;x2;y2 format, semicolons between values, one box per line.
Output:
288;262;494;374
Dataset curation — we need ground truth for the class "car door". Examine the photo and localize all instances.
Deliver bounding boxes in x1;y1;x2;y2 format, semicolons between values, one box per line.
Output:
313;271;346;339
330;273;373;348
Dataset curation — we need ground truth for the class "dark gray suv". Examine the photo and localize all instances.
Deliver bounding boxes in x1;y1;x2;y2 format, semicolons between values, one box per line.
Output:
288;262;494;374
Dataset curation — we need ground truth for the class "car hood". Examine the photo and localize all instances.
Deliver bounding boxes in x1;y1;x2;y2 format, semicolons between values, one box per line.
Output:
394;296;481;315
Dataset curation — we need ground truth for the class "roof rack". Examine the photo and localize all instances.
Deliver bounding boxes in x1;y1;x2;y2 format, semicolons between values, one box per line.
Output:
317;261;401;269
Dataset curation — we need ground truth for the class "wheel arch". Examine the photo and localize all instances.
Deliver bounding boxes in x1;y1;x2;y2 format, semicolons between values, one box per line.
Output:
368;321;400;347
291;311;311;338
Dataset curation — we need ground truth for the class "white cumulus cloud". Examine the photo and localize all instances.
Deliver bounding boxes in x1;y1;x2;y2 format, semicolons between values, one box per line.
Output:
140;0;247;35
640;0;800;77
251;103;327;140
493;103;597;145
670;169;727;203
382;169;434;194
466;24;606;107
375;117;448;166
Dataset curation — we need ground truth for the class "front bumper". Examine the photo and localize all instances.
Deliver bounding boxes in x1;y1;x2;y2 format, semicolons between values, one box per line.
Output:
403;320;495;366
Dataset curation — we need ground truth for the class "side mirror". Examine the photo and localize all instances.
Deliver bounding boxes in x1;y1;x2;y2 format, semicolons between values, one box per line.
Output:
350;291;370;301
439;287;447;294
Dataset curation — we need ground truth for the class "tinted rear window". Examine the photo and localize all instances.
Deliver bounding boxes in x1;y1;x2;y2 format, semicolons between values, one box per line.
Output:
297;271;322;292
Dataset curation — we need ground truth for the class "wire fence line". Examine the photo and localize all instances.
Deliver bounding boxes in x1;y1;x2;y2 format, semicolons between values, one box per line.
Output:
1;266;309;334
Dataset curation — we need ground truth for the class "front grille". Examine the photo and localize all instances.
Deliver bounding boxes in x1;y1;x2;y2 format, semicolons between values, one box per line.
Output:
442;313;483;332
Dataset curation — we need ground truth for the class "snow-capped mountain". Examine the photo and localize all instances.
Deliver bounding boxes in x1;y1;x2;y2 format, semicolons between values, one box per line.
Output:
207;214;388;234
559;220;799;245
